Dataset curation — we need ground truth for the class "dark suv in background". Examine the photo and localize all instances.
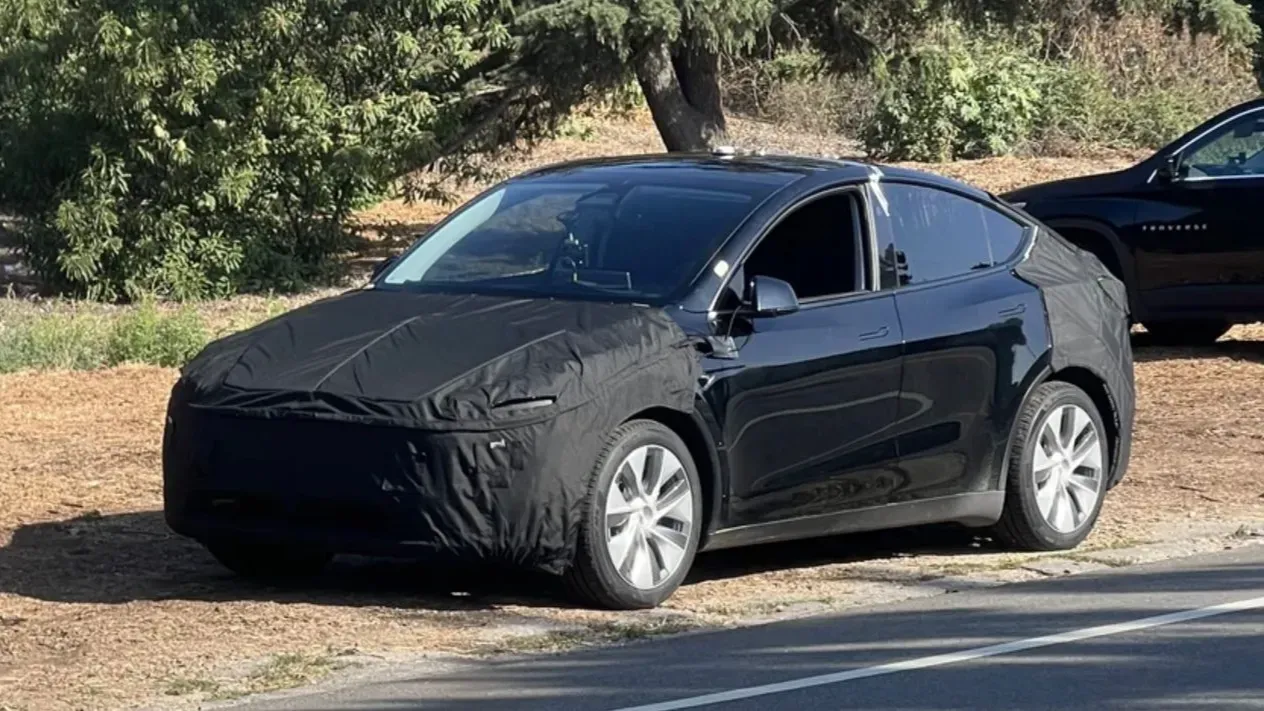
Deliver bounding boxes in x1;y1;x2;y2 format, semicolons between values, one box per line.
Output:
1005;98;1264;345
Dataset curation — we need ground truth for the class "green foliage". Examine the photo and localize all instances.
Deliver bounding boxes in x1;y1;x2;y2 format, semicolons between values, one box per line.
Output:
513;0;780;96
106;301;208;367
1;0;1259;303
0;300;212;372
0;309;112;372
758;49;827;84
1046;13;1260;148
865;28;1045;161
1146;0;1260;49
0;0;518;301
863;11;1260;161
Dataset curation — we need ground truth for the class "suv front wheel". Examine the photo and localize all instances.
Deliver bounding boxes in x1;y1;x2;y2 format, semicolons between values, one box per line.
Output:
566;420;703;610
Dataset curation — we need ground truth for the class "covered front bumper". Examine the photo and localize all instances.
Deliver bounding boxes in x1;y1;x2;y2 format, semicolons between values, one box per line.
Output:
162;395;599;575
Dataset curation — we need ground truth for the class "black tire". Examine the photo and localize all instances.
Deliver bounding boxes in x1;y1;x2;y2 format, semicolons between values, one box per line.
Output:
1142;320;1230;346
993;381;1110;551
205;540;332;581
566;420;703;610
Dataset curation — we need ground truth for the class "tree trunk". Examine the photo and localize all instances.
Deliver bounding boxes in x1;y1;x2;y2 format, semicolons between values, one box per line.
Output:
634;42;727;152
673;44;726;134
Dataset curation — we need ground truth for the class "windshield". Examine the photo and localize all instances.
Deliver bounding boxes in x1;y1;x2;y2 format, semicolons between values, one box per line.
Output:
376;174;786;304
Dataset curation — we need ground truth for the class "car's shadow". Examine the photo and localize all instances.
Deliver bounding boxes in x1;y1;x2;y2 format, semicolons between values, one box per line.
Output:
686;523;990;584
1130;331;1264;363
0;509;994;610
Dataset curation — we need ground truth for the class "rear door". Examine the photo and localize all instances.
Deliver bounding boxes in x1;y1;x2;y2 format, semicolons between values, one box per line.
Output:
871;181;1047;502
1137;106;1264;315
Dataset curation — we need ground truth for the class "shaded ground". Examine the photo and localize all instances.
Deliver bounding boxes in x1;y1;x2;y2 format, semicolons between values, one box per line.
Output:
3;326;1264;710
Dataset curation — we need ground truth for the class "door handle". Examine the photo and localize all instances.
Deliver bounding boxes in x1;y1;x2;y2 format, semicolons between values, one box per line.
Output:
858;325;890;341
998;303;1026;317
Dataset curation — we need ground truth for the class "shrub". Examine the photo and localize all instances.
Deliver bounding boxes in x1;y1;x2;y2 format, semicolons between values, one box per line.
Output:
106;301;208;367
0;0;514;301
865;27;1046;162
1061;14;1260;149
724;50;878;139
862;12;1260;161
0;298;211;372
0;309;111;372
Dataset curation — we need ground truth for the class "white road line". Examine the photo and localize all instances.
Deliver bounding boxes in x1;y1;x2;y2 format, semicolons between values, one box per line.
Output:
611;594;1264;711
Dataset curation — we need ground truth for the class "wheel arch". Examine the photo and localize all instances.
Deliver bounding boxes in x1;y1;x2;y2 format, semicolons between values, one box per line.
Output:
1041;218;1143;319
622;406;723;548
999;361;1123;494
1045;366;1121;480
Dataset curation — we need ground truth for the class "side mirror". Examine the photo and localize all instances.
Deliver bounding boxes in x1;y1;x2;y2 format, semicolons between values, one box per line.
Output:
747;275;800;316
1157;153;1184;183
370;255;397;280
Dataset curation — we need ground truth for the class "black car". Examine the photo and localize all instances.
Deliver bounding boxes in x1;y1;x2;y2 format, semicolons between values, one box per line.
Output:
1004;97;1264;346
163;152;1135;610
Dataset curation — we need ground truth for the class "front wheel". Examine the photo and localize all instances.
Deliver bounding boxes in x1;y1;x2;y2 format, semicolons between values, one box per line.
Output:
993;381;1109;551
1142;320;1230;347
566;420;703;610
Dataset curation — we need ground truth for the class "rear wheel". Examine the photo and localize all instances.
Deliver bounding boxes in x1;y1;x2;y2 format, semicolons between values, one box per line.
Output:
994;381;1109;551
1142;320;1230;346
205;540;332;581
566;420;702;610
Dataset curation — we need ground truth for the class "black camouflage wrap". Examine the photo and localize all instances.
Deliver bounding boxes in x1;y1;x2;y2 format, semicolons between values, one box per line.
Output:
162;289;700;575
1016;228;1136;488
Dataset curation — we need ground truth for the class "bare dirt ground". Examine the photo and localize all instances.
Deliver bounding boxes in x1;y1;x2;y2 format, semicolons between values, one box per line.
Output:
2;116;1262;710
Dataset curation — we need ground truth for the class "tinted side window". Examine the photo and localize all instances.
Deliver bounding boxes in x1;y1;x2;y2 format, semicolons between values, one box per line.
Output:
979;204;1028;263
873;183;1021;286
717;192;865;310
1184;110;1264;178
742;193;863;301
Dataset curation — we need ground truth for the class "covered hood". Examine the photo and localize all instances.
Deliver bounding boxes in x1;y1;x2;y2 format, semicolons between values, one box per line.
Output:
177;288;698;429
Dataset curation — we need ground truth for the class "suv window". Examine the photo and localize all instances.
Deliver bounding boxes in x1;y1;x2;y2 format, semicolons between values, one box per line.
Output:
739;192;866;303
873;183;1024;287
1183;110;1264;178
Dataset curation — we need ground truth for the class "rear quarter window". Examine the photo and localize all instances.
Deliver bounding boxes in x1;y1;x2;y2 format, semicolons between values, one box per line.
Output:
873;183;1028;287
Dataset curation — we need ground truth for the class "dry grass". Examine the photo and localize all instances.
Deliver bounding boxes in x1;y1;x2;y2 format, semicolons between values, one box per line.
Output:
2;118;1263;710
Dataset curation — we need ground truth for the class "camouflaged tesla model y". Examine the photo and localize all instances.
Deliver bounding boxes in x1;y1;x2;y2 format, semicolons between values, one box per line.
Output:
163;151;1135;609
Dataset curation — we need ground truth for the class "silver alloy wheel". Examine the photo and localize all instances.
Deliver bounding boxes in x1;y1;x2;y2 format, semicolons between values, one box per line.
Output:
604;444;694;590
1033;404;1104;533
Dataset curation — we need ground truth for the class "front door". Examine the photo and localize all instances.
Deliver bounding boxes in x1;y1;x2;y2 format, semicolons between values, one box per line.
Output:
1134;107;1264;316
701;188;905;527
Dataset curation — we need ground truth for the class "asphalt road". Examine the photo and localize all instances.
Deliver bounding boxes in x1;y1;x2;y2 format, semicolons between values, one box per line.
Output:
237;543;1264;711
